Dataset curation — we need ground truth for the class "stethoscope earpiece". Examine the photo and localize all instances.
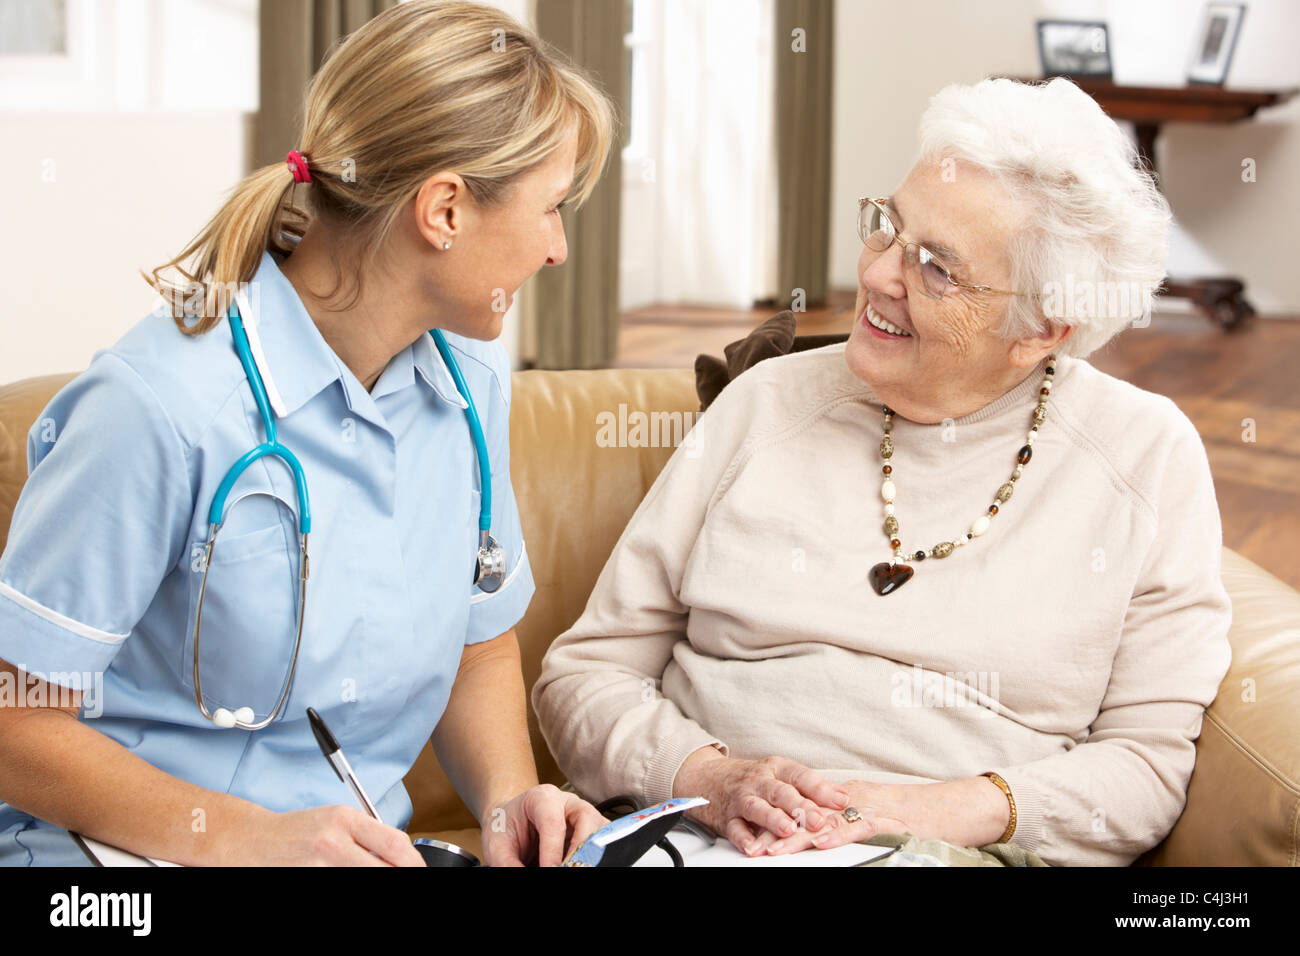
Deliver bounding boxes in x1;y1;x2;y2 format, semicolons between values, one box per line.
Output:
211;707;256;729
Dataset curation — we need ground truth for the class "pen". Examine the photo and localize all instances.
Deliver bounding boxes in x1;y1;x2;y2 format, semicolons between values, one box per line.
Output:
307;706;380;820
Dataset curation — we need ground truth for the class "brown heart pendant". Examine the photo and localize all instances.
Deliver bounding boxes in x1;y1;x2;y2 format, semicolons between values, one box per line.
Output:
869;561;913;596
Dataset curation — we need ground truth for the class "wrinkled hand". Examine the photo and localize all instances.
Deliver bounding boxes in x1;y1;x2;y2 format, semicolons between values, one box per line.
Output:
673;749;850;856
480;783;607;867
766;780;941;855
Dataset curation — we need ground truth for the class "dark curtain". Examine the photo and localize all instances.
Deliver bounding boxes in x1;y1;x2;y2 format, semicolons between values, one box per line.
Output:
531;0;630;369
254;0;399;169
774;0;834;307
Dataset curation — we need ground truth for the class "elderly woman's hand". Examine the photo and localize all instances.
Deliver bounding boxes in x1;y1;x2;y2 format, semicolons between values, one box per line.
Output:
763;777;1012;855
672;747;851;855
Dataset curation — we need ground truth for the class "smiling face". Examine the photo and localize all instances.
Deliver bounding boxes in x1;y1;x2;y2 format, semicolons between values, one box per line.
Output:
845;159;1058;423
408;123;578;341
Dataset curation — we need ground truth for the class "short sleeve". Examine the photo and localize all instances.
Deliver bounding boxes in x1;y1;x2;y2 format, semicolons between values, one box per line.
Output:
461;346;534;645
0;353;194;684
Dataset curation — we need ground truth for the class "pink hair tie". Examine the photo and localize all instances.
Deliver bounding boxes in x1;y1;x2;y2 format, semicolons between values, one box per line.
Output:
285;150;312;184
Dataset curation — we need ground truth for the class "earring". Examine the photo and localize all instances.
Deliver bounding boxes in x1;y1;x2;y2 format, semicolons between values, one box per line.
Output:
443;240;452;250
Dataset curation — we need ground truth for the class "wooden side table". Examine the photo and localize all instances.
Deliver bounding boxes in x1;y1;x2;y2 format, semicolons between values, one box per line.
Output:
1017;78;1298;328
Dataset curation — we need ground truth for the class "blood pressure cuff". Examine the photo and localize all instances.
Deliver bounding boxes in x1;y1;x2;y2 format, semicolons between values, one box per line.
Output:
563;797;707;867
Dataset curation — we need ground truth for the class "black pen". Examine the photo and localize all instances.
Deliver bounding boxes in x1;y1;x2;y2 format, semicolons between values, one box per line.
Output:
307;707;380;820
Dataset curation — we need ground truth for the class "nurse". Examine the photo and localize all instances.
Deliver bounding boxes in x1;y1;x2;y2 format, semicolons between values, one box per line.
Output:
0;0;614;866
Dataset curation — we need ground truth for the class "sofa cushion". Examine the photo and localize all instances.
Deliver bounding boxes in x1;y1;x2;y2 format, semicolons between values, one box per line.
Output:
3;367;1297;865
404;366;702;835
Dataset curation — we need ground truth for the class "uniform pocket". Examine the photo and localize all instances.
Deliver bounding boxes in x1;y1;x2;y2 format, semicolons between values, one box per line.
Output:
179;523;303;719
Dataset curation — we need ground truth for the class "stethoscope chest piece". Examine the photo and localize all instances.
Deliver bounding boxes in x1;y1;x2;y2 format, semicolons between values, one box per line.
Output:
475;532;507;593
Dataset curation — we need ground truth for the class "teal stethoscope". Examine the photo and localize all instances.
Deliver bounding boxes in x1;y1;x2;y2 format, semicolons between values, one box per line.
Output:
191;303;506;731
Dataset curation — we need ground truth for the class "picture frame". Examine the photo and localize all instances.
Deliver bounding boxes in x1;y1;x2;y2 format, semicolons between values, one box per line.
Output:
1187;2;1247;85
1036;20;1112;80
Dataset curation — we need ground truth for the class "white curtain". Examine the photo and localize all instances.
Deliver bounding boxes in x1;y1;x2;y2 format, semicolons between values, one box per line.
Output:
648;0;778;307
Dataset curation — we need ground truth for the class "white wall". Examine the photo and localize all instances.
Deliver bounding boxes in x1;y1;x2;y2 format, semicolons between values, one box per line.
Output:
0;112;252;385
0;0;258;384
830;0;1300;315
0;0;534;386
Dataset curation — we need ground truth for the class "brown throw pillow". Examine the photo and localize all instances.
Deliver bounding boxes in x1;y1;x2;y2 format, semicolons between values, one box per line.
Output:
694;311;850;411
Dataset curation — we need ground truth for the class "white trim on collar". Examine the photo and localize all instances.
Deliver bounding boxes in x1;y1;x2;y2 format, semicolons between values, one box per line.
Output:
233;284;289;419
416;332;470;410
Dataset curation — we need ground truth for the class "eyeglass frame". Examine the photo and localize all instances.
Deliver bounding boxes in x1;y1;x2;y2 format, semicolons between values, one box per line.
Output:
857;197;1035;300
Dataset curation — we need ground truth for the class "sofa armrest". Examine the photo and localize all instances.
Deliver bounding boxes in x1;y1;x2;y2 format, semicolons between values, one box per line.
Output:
1140;547;1300;865
0;373;79;555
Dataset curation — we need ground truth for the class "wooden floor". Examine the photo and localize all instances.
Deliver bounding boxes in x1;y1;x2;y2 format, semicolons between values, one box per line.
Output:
616;295;1300;589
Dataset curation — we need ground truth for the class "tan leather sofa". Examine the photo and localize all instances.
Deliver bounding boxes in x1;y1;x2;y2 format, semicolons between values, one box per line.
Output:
2;368;1298;866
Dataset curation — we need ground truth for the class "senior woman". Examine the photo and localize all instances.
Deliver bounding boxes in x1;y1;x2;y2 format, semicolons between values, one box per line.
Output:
532;77;1233;867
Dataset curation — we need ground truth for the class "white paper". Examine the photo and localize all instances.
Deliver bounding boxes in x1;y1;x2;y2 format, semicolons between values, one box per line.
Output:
632;828;898;867
75;834;182;867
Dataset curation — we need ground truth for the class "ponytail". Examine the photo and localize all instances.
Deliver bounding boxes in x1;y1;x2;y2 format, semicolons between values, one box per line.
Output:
142;162;308;336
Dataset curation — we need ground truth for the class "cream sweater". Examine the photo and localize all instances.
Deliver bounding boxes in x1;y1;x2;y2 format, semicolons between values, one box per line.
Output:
532;343;1232;866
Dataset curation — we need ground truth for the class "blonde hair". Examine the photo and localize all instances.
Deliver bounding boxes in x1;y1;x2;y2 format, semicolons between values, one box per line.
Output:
146;0;617;335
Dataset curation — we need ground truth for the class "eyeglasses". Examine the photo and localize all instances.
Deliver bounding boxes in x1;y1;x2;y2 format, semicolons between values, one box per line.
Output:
857;197;1032;300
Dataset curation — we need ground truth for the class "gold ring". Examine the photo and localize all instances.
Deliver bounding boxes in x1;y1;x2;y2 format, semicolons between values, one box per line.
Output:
842;807;862;824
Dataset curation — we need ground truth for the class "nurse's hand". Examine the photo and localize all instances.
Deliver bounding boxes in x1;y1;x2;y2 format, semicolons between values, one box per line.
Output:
481;783;606;867
241;806;427;866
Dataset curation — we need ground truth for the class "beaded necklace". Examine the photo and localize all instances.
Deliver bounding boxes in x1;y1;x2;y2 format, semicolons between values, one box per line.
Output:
869;355;1057;596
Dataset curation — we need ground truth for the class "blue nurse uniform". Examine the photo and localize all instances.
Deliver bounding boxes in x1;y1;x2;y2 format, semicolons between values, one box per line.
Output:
0;249;534;865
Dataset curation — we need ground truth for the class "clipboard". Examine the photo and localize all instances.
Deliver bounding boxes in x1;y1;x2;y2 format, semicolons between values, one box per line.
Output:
71;832;183;867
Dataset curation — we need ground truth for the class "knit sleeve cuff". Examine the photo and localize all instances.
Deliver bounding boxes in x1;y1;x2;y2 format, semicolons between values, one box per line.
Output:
641;728;729;808
985;768;1047;855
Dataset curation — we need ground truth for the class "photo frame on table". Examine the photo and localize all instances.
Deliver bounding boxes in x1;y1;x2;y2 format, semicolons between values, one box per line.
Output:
1036;20;1112;79
1187;2;1247;85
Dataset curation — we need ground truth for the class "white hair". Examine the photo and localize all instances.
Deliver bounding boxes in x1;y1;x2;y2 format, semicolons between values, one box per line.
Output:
917;77;1172;358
